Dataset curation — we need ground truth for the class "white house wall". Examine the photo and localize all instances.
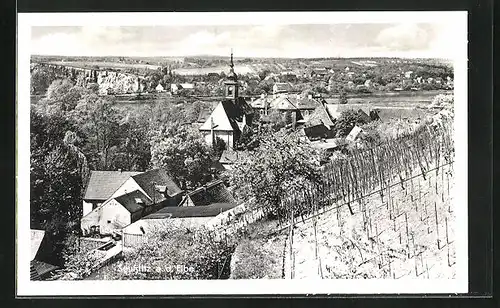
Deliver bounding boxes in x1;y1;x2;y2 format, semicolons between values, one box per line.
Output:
98;199;132;235
82;200;94;217
203;131;234;149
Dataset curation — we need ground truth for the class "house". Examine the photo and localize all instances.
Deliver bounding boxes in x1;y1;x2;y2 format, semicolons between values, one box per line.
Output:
272;82;293;96
404;71;413;79
171;83;195;94
310;68;328;78
303;103;336;140
155;83;165;92
286;95;323;120
219;149;251;170
346;126;364;142
178;180;237;207
83;170;142;217
81;168;184;235
180;83;195;90
250;95;271;116
199;52;254;149
122;180;238;236
122;202;238;236
31;229;58;280
82;190;158;235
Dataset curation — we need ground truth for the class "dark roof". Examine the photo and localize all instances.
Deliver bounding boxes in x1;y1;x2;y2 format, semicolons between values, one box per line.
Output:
210;160;226;171
306;104;335;128
304;125;333;140
219;149;251;164
357;109;372;122
186;180;236;206
200;98;253;133
273;82;293;93
114;190;153;214
30;260;58;280
197;108;213;123
84;170;142;201
143;202;237;219
222;97;253;119
132;169;182;201
289;97;322;110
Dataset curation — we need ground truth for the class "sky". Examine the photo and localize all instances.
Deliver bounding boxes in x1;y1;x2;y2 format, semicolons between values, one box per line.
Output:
30;23;460;59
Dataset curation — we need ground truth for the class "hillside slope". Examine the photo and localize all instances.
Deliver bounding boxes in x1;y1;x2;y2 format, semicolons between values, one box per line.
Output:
231;160;456;280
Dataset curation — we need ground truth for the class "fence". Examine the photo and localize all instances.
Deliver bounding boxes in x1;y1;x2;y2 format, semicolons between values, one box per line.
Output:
123;232;145;248
78;237;110;254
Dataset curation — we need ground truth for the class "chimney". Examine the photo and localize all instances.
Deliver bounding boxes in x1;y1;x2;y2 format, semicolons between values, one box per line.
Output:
260;93;265;99
308;94;313;99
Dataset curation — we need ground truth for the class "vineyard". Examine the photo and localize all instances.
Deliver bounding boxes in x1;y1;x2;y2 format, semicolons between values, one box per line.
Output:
203;112;456;279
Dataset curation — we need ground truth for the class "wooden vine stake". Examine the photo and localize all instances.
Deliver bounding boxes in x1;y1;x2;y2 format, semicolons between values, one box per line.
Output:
445;216;450;245
434;201;440;249
414;252;419;277
418;180;422;220
405;212;410;258
425;202;430;234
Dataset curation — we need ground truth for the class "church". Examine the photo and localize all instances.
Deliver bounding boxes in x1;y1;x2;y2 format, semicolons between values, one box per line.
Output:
199;52;254;149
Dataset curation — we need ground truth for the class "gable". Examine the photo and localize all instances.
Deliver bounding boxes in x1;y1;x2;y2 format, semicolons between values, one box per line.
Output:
270;97;297;110
199;102;235;131
31;229;45;261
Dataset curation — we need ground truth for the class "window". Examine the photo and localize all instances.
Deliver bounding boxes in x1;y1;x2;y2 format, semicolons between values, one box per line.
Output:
227;86;233;96
107;220;111;224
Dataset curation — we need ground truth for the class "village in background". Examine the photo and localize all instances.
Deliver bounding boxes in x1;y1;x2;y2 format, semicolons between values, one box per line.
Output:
30;50;456;281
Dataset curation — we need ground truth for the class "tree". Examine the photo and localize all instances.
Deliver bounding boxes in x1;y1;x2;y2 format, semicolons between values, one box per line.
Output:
265;109;287;132
333;109;370;137
212;137;227;159
339;88;348;104
258;69;271;81
112;113;152;172
30;111;84;266
70;94;123;170
35;79;88;116
150;124;213;190
228;130;324;221
31;66;56;94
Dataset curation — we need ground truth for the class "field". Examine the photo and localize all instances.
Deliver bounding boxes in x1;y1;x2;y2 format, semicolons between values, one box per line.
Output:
173;64;257;75
45;61;161;71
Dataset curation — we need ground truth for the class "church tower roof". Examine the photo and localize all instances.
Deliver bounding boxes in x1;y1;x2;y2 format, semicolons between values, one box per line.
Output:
226;49;238;81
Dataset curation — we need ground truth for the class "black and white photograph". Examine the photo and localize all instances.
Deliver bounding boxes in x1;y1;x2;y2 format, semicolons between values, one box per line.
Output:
17;11;468;295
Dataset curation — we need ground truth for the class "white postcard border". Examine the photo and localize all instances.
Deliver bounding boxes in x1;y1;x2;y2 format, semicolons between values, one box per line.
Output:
17;11;468;296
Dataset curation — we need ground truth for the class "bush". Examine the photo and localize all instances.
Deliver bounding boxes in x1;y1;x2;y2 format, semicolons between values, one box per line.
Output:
333;109;369;137
92;229;235;280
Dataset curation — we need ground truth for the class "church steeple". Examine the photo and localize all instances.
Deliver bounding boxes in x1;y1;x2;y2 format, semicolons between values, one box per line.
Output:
224;49;239;100
230;49;234;69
